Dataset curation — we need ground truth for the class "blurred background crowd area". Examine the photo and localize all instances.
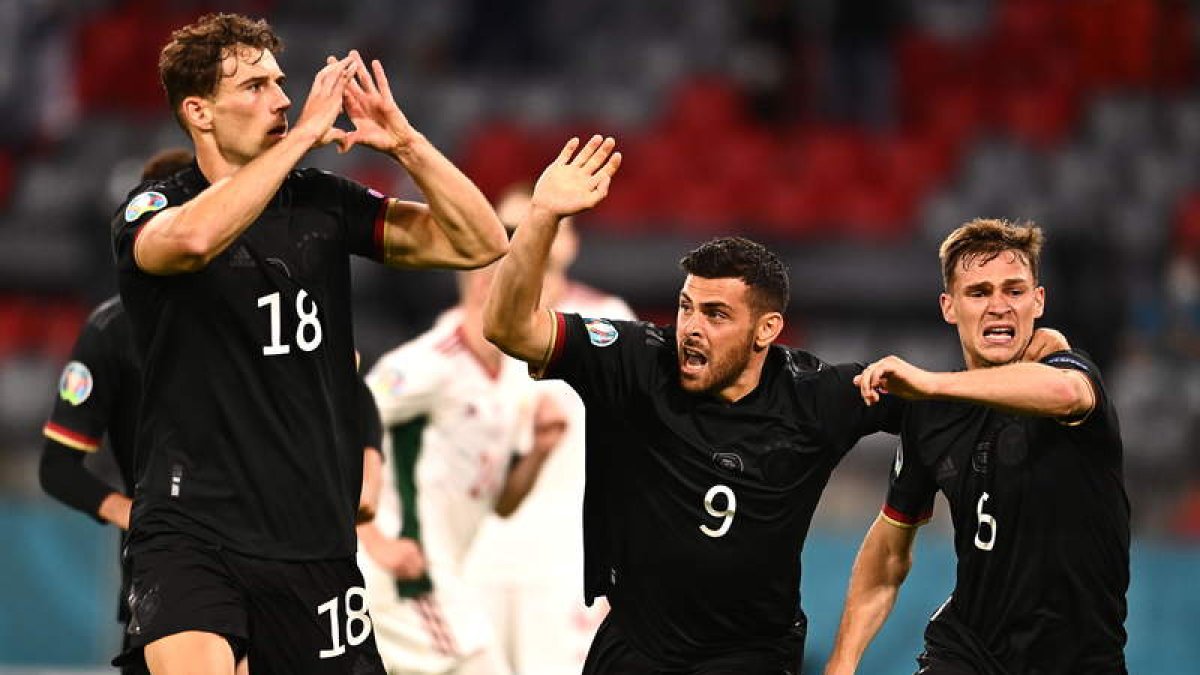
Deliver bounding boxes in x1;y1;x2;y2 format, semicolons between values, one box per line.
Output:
2;0;1200;670
3;0;1200;537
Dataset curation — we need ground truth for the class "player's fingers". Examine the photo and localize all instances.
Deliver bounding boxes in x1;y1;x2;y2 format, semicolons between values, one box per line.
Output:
582;137;616;173
351;52;376;96
590;174;612;203
605;151;623;177
556;137;580;164
859;365;877;403
372;60;395;102
571;134;604;167
347;74;368;100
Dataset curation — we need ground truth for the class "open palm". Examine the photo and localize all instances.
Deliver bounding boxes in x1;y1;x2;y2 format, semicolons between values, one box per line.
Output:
532;135;622;217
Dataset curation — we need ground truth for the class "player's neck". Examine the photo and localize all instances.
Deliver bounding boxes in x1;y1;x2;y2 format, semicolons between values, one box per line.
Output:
714;352;767;403
194;142;241;184
458;311;502;373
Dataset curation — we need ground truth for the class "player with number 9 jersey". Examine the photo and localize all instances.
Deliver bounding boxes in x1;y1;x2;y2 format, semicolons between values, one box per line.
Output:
482;138;905;672
545;314;900;669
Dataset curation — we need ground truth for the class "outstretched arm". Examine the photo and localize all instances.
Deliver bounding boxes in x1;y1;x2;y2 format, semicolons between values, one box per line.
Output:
483;135;621;365
825;517;920;675
134;55;358;274
856;355;1095;418
338;56;508;269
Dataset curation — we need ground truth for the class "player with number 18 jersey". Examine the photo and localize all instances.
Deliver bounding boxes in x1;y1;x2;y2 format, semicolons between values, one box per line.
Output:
115;162;385;559
112;162;391;673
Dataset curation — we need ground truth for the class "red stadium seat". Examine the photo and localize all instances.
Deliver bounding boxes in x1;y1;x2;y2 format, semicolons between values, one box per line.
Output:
457;121;540;202
660;77;750;137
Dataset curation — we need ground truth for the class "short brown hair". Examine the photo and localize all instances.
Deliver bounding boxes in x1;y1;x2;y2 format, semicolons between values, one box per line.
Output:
939;218;1044;290
159;13;283;128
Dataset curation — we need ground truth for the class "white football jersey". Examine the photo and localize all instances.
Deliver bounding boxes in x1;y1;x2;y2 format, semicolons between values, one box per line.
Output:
362;312;535;667
462;282;635;674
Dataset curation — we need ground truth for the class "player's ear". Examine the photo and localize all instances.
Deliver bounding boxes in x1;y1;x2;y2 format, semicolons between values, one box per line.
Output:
181;96;214;132
755;311;784;349
1033;285;1045;319
939;292;957;325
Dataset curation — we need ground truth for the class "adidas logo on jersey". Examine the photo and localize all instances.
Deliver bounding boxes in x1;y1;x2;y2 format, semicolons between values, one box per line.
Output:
229;245;255;268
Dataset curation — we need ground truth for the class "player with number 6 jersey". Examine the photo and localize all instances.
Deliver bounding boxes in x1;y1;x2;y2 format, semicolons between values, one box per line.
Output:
825;219;1129;675
110;13;506;675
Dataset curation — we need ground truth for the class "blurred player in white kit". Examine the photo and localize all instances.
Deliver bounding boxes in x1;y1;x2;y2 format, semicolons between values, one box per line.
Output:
462;184;636;674
359;259;564;675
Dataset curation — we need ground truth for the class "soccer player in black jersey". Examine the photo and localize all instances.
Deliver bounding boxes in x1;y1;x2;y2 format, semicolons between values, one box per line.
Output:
39;147;193;675
825;219;1129;675
482;136;909;674
110;13;506;675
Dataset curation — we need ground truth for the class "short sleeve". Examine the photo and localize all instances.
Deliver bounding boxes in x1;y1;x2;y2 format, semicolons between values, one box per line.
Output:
332;174;389;260
814;362;905;459
881;430;938;529
111;179;191;274
42;319;118;453
365;348;445;427
541;313;659;411
1039;348;1121;451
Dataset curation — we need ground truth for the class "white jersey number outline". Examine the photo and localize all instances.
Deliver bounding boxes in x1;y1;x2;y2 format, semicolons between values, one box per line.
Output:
258;290;324;356
699;484;737;538
974;492;997;551
317;586;372;659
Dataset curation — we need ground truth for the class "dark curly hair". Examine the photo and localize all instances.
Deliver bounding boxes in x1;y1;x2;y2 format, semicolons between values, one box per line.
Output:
159;13;283;129
679;237;789;314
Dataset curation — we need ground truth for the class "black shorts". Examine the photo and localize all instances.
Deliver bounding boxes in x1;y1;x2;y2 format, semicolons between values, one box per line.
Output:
114;532;385;675
582;612;803;675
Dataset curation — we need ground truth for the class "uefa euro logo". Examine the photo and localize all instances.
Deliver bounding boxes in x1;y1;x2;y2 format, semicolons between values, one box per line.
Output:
58;361;94;406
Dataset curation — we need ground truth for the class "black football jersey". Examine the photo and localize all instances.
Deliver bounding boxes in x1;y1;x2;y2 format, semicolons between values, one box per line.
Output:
41;296;141;622
357;375;382;451
112;163;387;559
43;296;141;491
543;313;902;666
885;349;1129;674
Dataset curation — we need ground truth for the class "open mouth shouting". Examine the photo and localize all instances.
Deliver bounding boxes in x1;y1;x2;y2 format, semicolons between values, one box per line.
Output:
680;343;708;378
982;323;1017;346
267;121;288;139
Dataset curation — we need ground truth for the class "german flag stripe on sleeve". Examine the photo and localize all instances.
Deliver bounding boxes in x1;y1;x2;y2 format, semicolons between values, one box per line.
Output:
881;503;932;529
43;421;101;452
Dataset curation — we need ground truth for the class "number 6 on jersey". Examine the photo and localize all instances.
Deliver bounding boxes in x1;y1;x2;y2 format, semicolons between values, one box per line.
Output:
699;484;737;538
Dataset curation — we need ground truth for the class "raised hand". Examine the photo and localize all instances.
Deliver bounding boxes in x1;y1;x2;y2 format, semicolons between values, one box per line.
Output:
531;135;622;218
854;355;937;405
293;53;356;149
336;51;417;155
